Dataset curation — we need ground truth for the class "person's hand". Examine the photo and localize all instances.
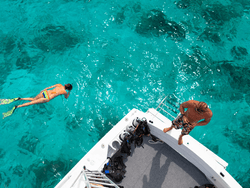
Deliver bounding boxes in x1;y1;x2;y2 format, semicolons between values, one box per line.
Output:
190;122;196;128
182;115;189;124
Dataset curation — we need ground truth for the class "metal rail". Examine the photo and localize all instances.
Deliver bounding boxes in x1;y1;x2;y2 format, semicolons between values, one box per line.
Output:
69;167;120;188
156;94;183;120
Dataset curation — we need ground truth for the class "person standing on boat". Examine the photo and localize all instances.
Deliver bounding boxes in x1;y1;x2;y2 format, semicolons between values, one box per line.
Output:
1;84;72;119
163;100;213;145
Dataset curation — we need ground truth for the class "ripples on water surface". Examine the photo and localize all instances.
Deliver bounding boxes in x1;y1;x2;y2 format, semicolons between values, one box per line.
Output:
0;0;250;187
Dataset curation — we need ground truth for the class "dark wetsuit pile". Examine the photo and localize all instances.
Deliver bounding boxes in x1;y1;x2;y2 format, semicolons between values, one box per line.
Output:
172;114;193;135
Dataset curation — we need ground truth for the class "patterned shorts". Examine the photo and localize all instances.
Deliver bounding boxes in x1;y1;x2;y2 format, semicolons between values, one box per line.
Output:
172;115;193;135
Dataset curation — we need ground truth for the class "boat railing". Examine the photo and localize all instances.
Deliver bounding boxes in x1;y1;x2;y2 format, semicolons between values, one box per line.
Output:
70;166;120;188
155;94;182;120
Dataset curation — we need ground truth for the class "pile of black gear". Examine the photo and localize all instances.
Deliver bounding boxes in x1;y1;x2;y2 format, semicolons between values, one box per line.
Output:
120;117;151;156
102;156;126;183
102;117;151;183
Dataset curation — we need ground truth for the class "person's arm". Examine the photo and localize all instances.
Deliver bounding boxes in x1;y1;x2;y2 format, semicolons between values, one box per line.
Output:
179;104;185;115
196;110;213;126
64;90;71;99
196;117;212;126
179;100;196;115
41;84;59;92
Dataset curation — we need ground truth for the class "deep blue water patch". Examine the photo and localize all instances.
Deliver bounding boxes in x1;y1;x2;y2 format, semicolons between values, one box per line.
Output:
135;9;186;40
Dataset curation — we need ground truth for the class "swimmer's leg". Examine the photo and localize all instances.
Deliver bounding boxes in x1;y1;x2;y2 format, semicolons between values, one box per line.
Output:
3;98;49;119
19;98;35;101
17;98;49;108
19;91;45;101
33;92;44;100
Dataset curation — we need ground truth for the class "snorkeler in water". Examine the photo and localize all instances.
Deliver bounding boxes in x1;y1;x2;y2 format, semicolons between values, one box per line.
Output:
1;84;72;119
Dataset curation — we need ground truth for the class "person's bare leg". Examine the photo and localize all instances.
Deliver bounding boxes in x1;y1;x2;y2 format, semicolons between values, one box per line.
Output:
163;125;174;133
19;91;45;101
33;92;44;100
17;98;49;108
178;134;184;145
19;98;34;101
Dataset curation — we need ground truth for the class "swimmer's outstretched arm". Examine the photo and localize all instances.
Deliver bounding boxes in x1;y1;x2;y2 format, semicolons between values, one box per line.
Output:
64;90;70;99
40;84;59;92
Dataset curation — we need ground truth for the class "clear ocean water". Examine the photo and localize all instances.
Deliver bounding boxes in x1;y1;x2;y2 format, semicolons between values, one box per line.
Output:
0;0;249;187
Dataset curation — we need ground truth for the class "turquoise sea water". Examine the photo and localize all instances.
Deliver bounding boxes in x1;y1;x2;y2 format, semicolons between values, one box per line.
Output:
0;0;250;187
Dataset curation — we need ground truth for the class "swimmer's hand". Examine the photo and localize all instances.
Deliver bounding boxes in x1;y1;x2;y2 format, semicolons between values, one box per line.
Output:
64;90;71;99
